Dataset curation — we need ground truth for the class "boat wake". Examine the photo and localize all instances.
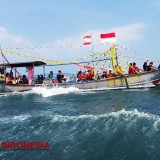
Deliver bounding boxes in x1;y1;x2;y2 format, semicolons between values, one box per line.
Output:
32;82;155;97
0;82;155;97
32;86;81;97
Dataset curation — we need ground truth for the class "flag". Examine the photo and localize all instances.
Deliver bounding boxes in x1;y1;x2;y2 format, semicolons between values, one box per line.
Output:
83;35;91;45
100;32;116;43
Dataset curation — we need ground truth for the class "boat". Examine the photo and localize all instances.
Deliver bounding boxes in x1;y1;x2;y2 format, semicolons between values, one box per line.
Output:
0;46;160;92
2;69;159;92
0;61;46;92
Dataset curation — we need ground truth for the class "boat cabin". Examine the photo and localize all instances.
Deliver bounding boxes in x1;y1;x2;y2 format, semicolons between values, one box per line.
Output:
0;61;46;84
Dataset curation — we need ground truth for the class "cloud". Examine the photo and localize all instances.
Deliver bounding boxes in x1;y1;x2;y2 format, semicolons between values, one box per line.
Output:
114;22;148;44
79;22;148;45
0;22;148;64
0;27;31;47
40;22;148;61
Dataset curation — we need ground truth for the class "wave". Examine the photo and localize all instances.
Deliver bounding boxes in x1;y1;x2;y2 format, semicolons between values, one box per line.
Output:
0;114;31;123
1;109;160;130
50;109;158;122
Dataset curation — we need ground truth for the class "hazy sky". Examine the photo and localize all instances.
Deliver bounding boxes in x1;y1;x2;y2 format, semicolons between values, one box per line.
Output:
0;0;160;74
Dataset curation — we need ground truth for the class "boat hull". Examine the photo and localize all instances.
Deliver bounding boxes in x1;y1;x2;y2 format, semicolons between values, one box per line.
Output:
1;70;160;92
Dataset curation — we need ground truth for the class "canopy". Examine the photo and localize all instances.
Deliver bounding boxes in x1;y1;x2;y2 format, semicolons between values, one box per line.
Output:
0;61;46;68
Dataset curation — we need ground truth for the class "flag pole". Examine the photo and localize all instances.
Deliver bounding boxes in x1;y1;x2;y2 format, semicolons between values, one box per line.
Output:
91;33;93;54
91;33;95;69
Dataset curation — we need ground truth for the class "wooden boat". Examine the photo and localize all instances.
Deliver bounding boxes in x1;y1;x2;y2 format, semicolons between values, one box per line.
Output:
0;46;160;92
1;69;160;92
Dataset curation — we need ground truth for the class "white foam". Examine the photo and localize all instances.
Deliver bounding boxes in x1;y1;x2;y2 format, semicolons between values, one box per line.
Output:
31;83;155;98
32;86;81;97
1;109;160;130
0;114;31;123
51;109;160;129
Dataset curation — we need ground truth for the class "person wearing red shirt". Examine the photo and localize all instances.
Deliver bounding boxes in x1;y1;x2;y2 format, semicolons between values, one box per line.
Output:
84;71;91;80
77;71;83;81
128;63;134;74
133;62;139;74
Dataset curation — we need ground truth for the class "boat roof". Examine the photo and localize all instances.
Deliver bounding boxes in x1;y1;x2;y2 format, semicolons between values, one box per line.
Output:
0;61;46;67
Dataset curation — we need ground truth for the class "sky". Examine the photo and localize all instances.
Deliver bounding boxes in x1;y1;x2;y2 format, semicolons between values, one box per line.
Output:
0;0;160;75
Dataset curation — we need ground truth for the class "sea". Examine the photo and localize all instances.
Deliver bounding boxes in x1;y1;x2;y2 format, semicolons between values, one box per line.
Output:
0;86;160;160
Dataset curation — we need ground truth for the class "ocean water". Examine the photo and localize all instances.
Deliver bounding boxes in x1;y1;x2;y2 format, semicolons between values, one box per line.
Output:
0;86;160;160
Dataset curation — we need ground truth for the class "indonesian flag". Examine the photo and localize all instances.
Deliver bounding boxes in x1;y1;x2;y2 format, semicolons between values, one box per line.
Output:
100;32;116;43
83;35;91;45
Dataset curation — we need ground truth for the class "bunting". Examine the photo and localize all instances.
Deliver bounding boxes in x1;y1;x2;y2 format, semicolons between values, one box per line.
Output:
2;49;65;64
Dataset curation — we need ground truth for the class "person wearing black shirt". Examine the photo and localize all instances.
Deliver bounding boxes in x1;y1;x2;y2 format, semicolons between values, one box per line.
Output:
143;62;150;71
57;70;65;83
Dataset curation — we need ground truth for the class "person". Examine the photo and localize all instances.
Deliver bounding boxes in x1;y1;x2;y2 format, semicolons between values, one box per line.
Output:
114;65;124;76
77;70;82;78
5;72;12;83
148;62;157;71
48;71;53;79
84;71;91;80
37;74;44;84
94;71;100;80
12;78;17;84
107;70;113;78
16;75;23;84
6;69;14;83
90;69;95;79
101;71;108;79
9;69;14;80
128;63;134;74
143;61;150;71
22;75;28;84
77;71;83;81
132;62;139;74
57;70;66;83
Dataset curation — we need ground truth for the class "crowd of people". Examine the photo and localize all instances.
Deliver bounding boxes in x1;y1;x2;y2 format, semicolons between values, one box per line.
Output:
4;61;160;84
76;61;159;81
5;71;29;84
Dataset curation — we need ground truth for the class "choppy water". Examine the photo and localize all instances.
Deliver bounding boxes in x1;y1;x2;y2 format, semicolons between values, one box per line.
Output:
0;86;160;160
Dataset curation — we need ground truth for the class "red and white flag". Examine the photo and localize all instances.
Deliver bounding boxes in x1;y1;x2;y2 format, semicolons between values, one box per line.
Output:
100;32;116;43
83;35;91;45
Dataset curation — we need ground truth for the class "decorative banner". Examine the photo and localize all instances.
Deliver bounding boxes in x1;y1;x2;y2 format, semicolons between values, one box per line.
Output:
2;49;65;64
116;44;160;63
1;42;159;63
